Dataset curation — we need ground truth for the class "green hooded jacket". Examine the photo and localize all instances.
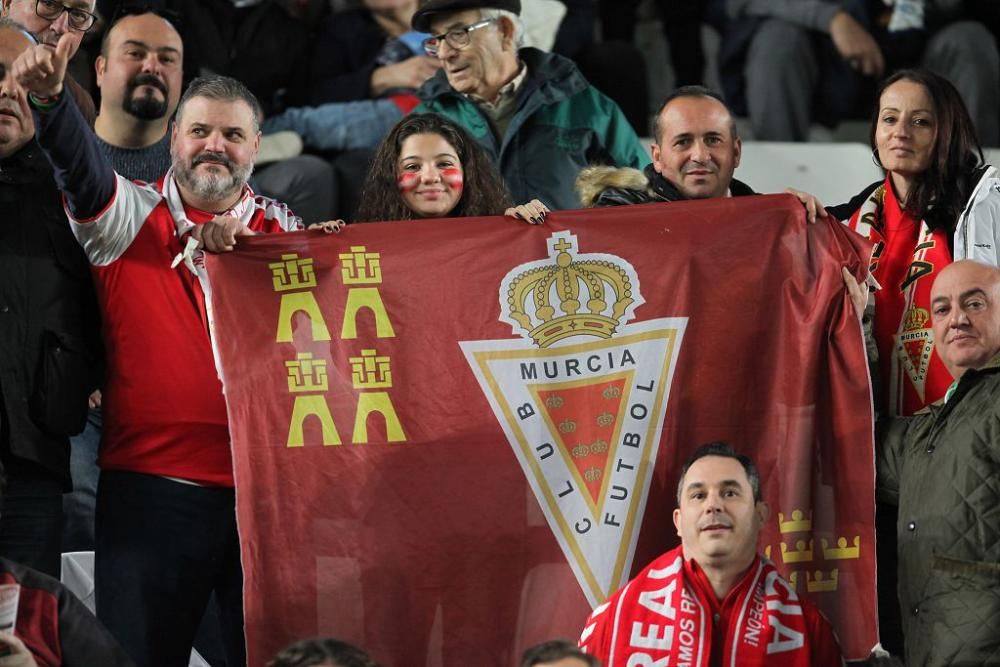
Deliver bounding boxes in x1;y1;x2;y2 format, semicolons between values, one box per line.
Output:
879;358;1000;665
413;47;650;211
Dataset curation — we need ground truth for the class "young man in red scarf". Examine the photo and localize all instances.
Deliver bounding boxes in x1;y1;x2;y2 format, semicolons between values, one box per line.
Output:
579;442;844;666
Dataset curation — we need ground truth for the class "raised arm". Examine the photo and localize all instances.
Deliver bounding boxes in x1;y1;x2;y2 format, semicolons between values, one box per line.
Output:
14;33;115;219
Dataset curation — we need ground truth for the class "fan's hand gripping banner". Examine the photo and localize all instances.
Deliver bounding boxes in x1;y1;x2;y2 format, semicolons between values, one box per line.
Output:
205;195;877;667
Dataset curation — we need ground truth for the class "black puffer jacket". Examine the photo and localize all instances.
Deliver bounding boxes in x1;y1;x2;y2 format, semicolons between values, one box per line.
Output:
0;141;102;485
575;162;755;207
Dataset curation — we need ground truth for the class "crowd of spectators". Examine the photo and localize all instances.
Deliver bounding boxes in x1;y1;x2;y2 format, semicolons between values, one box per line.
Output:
0;0;996;664
53;0;1000;224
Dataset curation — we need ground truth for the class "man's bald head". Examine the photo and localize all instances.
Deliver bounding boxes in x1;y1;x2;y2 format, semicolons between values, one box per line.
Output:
96;11;183;122
653;86;738;145
931;260;1000;375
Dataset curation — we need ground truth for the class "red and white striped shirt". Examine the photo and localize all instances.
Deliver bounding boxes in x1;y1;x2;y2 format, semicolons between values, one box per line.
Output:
70;169;301;485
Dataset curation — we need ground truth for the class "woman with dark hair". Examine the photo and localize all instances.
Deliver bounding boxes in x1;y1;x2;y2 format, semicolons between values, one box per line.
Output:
355;113;547;222
830;67;1000;418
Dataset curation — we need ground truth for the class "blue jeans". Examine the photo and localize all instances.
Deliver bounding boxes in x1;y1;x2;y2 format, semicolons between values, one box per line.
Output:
263;99;403;151
63;407;101;552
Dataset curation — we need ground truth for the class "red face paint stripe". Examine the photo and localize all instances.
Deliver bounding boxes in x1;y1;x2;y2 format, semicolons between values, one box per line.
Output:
397;172;421;192
442;167;464;190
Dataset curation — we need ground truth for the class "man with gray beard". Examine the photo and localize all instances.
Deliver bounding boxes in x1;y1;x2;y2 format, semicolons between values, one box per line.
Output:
13;31;332;664
92;7;333;227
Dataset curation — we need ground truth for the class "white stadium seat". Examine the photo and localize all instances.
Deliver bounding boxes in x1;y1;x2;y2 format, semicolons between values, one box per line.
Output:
732;142;882;208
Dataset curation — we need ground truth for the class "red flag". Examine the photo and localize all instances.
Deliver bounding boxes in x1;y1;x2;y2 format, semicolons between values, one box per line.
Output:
206;194;876;666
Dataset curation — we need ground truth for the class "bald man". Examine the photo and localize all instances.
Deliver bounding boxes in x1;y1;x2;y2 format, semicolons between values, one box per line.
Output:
576;86;752;207
93;10;183;182
878;260;1000;665
573;85;827;224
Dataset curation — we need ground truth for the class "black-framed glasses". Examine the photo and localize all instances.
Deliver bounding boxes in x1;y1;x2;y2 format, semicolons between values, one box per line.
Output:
422;18;496;57
33;0;97;32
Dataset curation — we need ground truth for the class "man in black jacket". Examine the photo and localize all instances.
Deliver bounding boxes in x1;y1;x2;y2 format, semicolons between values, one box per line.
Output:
576;86;755;208
0;18;101;578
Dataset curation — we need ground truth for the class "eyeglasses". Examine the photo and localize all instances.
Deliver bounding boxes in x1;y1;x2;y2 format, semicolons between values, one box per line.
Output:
422;18;496;57
34;0;98;32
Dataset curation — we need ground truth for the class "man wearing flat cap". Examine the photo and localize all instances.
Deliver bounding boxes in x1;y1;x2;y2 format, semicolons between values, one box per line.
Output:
410;0;649;211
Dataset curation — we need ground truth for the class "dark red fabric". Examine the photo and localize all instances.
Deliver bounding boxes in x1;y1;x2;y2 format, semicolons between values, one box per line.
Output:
206;194;876;666
0;558;132;666
0;571;61;667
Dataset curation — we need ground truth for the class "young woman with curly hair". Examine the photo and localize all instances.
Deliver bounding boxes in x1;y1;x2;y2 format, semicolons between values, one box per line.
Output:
355;113;547;223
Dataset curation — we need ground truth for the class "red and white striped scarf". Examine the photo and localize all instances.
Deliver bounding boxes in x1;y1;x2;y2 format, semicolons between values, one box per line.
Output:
580;546;826;667
844;176;953;416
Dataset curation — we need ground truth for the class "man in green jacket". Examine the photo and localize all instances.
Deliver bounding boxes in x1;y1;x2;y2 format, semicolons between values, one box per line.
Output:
410;0;649;211
879;259;1000;665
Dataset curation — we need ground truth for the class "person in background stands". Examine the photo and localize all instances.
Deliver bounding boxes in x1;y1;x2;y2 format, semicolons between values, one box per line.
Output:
2;0;96;123
410;0;649;211
716;0;998;144
355;112;547;223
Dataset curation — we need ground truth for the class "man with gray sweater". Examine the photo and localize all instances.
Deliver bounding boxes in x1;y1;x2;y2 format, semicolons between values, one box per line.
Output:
92;7;334;224
93;9;180;181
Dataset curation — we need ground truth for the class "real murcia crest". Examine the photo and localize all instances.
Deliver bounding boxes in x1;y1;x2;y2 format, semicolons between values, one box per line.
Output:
461;231;686;606
895;306;933;402
501;233;643;346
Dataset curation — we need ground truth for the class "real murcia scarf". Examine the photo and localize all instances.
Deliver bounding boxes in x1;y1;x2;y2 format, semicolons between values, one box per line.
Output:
845;176;953;416
164;169;257;336
580;546;820;667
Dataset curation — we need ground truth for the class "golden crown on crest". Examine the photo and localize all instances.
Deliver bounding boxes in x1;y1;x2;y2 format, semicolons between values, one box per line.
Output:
505;234;636;348
904;306;930;332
